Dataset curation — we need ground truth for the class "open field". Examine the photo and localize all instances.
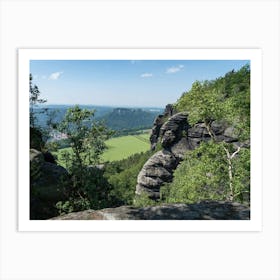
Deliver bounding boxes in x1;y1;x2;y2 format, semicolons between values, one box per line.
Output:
55;133;151;166
102;133;150;162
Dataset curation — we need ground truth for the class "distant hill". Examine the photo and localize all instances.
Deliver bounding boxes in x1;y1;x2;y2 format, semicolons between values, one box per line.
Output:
33;105;114;128
33;105;163;133
102;107;161;131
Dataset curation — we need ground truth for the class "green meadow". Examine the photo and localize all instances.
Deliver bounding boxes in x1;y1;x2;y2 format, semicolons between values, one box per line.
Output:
55;133;150;166
102;133;150;162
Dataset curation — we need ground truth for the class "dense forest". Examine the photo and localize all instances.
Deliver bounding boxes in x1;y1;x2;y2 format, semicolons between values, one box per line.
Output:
30;65;250;219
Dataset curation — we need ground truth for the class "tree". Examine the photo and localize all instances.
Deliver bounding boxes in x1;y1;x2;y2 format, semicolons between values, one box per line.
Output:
104;150;154;206
29;73;46;128
161;141;250;204
29;74;48;150
174;65;250;202
56;105;113;213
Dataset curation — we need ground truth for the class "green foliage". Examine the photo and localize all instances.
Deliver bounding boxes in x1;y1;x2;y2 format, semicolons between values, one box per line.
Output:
29;73;46;128
104;150;154;205
161;141;250;204
56;196;91;216
169;65;250;204
55;165;112;215
231;147;250;202
45;141;59;153
29;74;47;150
176;80;224;126
58;105;113;166
56;105;113;212
133;193;158;208
175;64;250;140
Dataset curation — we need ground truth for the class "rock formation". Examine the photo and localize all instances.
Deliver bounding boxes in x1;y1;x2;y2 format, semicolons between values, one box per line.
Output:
30;127;44;150
50;201;249;220
30;149;70;219
136;109;242;200
150;104;176;150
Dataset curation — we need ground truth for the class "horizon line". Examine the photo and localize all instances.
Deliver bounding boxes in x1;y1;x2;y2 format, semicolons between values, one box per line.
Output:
37;103;165;108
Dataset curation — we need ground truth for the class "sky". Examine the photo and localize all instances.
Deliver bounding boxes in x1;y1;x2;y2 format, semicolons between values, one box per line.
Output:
30;60;249;107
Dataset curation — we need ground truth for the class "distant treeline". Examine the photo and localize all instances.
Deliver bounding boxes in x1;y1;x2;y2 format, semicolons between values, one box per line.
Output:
33;105;162;134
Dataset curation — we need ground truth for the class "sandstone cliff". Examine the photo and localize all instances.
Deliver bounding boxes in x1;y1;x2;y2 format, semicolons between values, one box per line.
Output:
136;105;242;200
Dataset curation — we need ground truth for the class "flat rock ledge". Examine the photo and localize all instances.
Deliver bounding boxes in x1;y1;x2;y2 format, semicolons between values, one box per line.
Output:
49;201;250;220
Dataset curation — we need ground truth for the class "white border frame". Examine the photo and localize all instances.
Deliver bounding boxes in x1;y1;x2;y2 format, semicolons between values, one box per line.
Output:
18;48;262;231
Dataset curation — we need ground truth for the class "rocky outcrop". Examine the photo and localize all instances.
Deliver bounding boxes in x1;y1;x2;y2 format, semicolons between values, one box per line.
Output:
136;112;189;199
136;150;178;199
30;127;44;150
137;112;241;199
150;104;176;150
49;201;249;220
30;149;70;219
160;112;189;149
187;121;239;149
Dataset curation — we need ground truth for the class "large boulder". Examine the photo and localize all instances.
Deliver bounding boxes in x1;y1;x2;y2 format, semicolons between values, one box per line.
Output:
30;149;70;219
49;201;250;220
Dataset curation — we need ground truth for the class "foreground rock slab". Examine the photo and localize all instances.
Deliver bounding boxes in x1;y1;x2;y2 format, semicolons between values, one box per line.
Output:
50;201;250;220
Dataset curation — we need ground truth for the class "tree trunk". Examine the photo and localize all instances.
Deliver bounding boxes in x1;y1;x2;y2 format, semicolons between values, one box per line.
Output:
204;121;241;201
223;146;241;201
205;121;216;140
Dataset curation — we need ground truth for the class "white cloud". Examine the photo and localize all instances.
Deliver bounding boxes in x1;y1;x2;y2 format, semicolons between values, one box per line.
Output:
140;73;153;78
166;65;184;74
49;71;63;80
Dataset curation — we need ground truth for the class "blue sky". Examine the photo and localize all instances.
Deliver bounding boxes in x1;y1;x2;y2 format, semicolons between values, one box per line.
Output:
30;60;249;107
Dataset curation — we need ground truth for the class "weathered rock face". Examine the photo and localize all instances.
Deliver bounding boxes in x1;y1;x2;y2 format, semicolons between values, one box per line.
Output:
137;112;240;199
136;113;189;199
187;121;239;148
136;150;178;199
30;149;70;220
49;201;249;220
150;104;176;150
160;112;189;149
